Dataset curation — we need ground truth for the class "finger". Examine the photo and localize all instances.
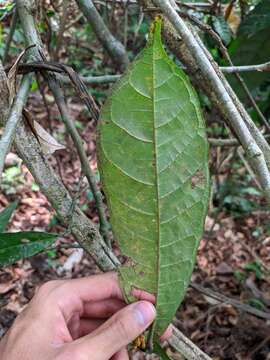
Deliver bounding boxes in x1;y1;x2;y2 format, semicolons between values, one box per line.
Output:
72;301;156;360
160;324;173;342
131;287;156;304
39;272;124;322
62;272;123;303
83;298;125;318
111;347;129;360
77;319;104;338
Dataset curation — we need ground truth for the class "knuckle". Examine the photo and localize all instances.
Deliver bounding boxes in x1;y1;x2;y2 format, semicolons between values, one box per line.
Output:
35;280;66;304
37;280;59;294
114;317;131;340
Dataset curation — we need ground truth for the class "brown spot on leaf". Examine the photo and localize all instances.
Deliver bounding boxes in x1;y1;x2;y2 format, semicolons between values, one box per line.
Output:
122;255;136;267
191;169;205;188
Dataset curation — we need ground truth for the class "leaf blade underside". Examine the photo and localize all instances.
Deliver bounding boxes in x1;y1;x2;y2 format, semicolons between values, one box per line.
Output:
98;20;210;337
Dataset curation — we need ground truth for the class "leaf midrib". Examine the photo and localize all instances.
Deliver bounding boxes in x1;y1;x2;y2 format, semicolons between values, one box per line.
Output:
151;35;161;341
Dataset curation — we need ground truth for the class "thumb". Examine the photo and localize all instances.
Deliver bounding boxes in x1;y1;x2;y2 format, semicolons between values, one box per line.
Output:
74;301;156;359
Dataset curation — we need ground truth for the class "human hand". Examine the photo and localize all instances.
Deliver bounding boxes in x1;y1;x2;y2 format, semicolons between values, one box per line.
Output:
0;272;163;360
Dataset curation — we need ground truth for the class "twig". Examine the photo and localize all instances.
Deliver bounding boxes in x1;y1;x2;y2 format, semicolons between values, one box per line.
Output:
233;73;270;133
3;8;18;64
151;0;270;201
65;73;121;84
237;147;262;190
53;0;69;61
0;75;32;179
16;0;111;247
178;9;270;133
133;10;144;44
36;73;66;183
123;0;129;48
12;61;121;84
76;0;129;70
168;326;212;360
48;72;111;246
221;62;270;73
191;283;270;321
209;134;270;147
208;138;239;146
0;64;10;132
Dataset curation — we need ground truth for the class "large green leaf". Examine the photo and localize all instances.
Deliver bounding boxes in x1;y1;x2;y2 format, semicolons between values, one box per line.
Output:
228;0;270;99
0;201;18;232
0;231;57;267
98;19;210;338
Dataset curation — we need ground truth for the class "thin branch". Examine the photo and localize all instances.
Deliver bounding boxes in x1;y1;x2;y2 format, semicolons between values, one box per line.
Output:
64;73;121;84
208;138;239;146
0;74;31;179
150;0;270;201
16;0;111;247
3;8;18;64
237;147;262;190
209;135;270;146
12;61;121;84
191;283;270;321
0;63;10;143
168;326;212;360
53;0;69;61
221;62;270;73
52;83;111;245
75;0;129;70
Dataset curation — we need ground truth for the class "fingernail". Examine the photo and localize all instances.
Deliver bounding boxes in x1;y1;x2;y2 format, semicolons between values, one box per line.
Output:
133;301;156;327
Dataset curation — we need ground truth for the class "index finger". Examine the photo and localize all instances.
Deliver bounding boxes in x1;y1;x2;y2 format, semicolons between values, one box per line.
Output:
62;272;124;303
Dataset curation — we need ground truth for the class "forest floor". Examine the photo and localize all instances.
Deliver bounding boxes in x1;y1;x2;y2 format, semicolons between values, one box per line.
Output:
1;90;270;360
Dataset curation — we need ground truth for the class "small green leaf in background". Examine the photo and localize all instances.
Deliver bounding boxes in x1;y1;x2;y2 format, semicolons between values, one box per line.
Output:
212;15;232;46
0;201;18;232
228;0;270;100
0;231;58;267
98;18;210;340
30;79;38;92
244;261;263;280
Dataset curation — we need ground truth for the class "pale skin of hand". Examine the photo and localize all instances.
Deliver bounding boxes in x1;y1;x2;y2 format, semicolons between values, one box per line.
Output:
0;272;171;360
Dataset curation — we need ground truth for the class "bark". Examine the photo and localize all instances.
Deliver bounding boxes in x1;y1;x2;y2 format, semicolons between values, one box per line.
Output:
0;75;31;178
76;0;129;70
0;62;9;127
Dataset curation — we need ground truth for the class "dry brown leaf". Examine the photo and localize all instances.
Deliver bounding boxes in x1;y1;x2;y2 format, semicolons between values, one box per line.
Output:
0;283;15;295
23;108;65;155
7;46;35;104
33;120;65;155
226;8;241;34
